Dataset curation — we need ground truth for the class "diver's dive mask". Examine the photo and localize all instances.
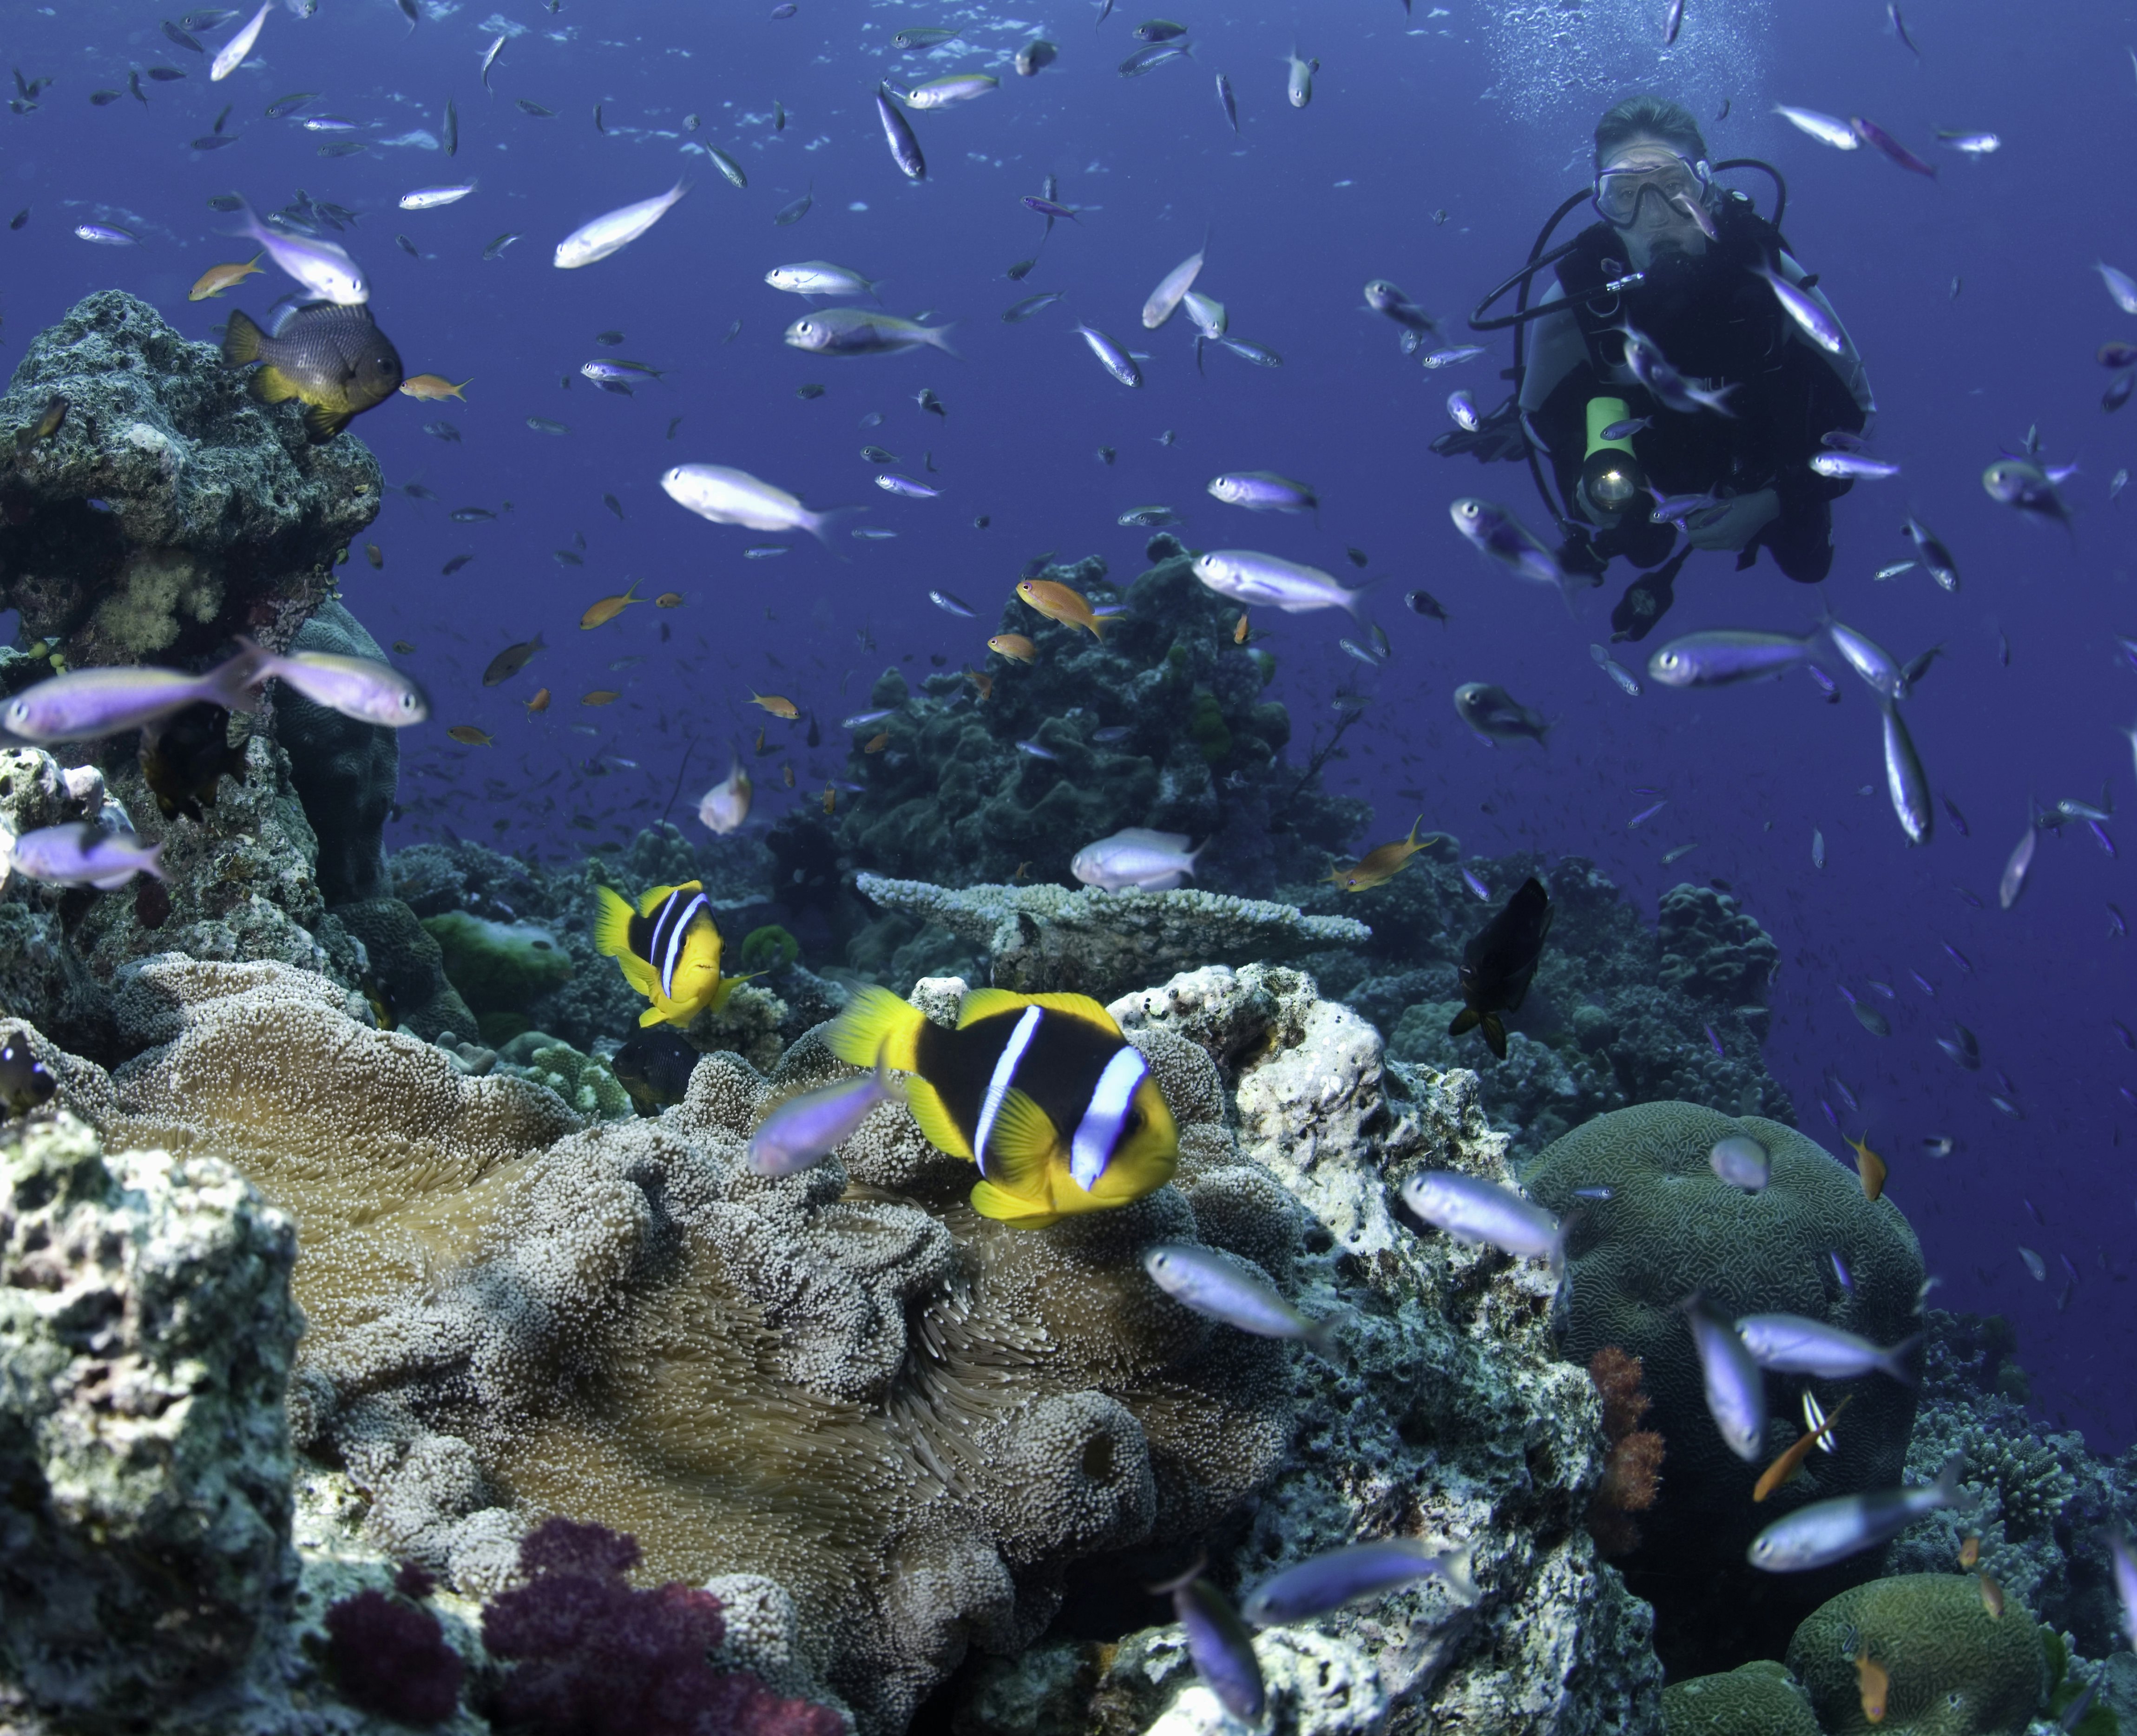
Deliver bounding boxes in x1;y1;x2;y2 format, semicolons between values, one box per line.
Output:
1592;153;1713;227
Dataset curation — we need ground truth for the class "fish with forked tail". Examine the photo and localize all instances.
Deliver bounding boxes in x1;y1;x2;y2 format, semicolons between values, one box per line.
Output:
1448;877;1553;1059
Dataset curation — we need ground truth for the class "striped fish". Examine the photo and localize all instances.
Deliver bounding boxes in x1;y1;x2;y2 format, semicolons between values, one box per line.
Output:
828;986;1179;1228
593;879;745;1028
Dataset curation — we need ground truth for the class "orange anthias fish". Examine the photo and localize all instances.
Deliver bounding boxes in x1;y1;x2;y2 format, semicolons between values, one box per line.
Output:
1016;577;1111;640
1854;1652;1888;1724
1752;1394;1852;1502
580;580;643;629
447;725;494;746
1958;1534;1980;1570
187;253;264;300
864;732;889;753
1977;1572;2004;1619
987;633;1036;663
582;689;619;706
397;373;472;401
656;591;684;607
526;688;551;714
1232;612;1250;645
965;667;994;700
822;785;837;815
1329;818;1445;893
1845;1132;1888;1203
749;691;800;720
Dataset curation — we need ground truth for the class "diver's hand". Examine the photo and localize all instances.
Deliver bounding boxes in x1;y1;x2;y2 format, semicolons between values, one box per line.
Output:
1575;478;1625;531
1686;487;1779;551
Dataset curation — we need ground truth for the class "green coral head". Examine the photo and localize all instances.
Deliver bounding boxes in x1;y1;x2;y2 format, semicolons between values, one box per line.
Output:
736;924;802;974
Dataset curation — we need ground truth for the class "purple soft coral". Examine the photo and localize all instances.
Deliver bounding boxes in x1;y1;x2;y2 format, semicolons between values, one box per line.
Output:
481;1518;844;1736
324;1587;467;1727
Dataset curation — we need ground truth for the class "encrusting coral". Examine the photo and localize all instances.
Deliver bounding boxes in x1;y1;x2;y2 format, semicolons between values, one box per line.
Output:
1586;1346;1665;1556
1660;1660;1823;1736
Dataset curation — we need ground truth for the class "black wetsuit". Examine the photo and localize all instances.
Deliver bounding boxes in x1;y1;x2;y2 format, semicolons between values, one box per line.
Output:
1531;194;1867;587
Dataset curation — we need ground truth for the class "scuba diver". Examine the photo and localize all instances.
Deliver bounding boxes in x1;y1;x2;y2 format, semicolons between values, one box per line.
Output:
1439;94;1874;639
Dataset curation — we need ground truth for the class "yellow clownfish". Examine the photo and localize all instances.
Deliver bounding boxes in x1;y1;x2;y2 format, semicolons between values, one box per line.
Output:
593;879;746;1028
828;985;1178;1229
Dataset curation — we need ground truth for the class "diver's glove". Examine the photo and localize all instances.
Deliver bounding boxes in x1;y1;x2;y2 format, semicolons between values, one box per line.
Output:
1429;395;1529;464
1685;487;1779;552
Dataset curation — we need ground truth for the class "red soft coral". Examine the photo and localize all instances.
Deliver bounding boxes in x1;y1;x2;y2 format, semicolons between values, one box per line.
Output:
480;1518;843;1736
1585;1347;1665;1557
324;1586;466;1727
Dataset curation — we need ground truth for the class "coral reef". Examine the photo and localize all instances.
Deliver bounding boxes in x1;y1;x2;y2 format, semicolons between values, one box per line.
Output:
1520;1100;1926;1674
331;892;478;1042
1886;1310;2137;1670
1299;855;1789;1160
1586;1347;1666;1556
0;1111;300;1724
279;599;399;906
1660;1660;1823;1736
949;963;1666;1736
829;537;1369;897
852;873;1370;1004
493;1030;633;1121
0;291;380;669
421;910;575;1042
1785;1573;2046;1736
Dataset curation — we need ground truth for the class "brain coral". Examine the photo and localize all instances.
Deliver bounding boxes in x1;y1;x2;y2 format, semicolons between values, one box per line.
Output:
1662;1660;1822;1736
95;961;1299;1734
1785;1573;2046;1736
1519;1101;1925;1673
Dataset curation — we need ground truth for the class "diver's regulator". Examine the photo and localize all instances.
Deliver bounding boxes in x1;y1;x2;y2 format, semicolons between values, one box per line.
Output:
1579;395;1644;515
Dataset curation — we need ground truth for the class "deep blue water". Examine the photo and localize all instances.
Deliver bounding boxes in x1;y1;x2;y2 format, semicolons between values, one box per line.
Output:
4;0;2133;1447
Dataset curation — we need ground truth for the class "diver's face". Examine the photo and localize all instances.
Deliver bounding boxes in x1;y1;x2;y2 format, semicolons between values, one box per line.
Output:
1600;137;1708;262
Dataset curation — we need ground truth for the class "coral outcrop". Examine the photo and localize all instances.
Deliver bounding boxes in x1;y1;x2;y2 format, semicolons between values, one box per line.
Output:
1785;1573;2046;1736
1660;1660;1823;1736
1520;1100;1926;1673
0;1111;301;1725
0;291;379;669
278;599;399;906
852;873;1370;1003
829;537;1369;897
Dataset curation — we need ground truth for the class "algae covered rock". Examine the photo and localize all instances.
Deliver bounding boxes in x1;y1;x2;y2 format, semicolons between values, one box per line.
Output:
831;537;1367;895
421;910;574;1036
0;291;380;670
1786;1573;2046;1736
1520;1100;1925;1673
1661;1660;1821;1736
0;1109;301;1724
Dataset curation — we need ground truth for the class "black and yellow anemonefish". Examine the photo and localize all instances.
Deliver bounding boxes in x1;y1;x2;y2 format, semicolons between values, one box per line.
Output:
594;879;746;1028
828;985;1179;1229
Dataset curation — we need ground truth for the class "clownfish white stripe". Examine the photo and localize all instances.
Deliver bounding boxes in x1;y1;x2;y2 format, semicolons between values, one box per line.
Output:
1070;1047;1147;1190
655;891;708;998
972;1005;1043;1177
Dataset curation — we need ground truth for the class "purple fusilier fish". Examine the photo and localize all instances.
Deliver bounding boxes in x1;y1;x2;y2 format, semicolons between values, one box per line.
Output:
1735;1314;1920;1383
1072;827;1203;891
2;650;263;745
1207;470;1317;513
240;639;430;727
2110;1530;2137;1654
11;823;165;889
1616;323;1737;417
1682;1292;1766;1462
1849;116;1938;178
1811;452;1900;481
1190;550;1369;617
1142;1243;1341;1355
1449;498;1579;604
746;1058;899;1177
1153;1570;1262;1724
1646;630;1817;688
1074;323;1142;387
1881;701;1933;846
1751;263;1845;354
1400;1171;1565;1267
1821;614;1904;698
1748;1455;1968;1571
1241;1539;1479;1626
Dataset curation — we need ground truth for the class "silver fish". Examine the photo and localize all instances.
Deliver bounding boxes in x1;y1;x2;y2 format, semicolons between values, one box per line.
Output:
1823;615;1904;697
2110;1531;2137;1654
245;640;428;726
233;197;366;301
1618;322;1736;416
747;1061;898;1176
1363;278;1438;335
1190;550;1366;617
1751;264;1844;354
1241;1540;1478;1626
765;260;882;298
1142;1242;1338;1352
1708;1134;1769;1192
1881;701;1933;845
662;464;848;544
1141;247;1205;330
209;0;271;81
903;72;998;109
1208;471;1316;513
1454;682;1550;745
1282;45;1317;107
1683;1293;1766;1462
1735;1314;1919;1383
1748;1455;1967;1571
1901;517;1960;590
1399;1171;1563;1265
1999;822;2036;909
785;308;957;358
1773;104;1860;151
1647;630;1816;688
553;178;689;269
1074;323;1142;387
1449;497;1572;602
1074;827;1201;891
874;472;940;498
874;84;926;179
1164;1573;1262;1724
1811;452;1900;480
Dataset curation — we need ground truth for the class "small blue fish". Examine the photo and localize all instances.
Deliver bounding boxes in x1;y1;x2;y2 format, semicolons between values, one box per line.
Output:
842;709;895;728
747;1060;899;1176
1829;1251;1854;1293
1909;971;1936;996
1091;725;1132;743
1627;799;1668;829
1241;1540;1477;1626
1016;740;1057;760
1572;1185;1615;1201
1942;942;1973;972
928;589;974;616
1460;867;1490;900
1704;1025;1724;1057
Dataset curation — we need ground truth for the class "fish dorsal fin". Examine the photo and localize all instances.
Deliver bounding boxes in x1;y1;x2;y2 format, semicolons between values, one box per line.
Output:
1113;827;1193;852
980;1087;1058;1193
1012;990;1124;1035
955;987;1033;1028
638;878;700;916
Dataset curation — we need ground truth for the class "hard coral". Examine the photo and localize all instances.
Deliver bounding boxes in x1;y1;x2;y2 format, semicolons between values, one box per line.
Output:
325;1586;466;1726
478;1518;841;1736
